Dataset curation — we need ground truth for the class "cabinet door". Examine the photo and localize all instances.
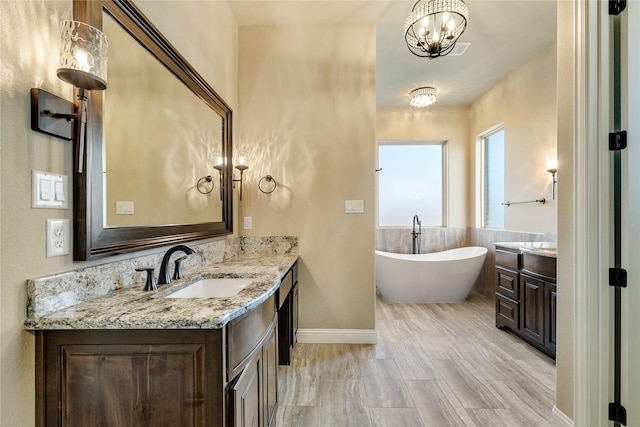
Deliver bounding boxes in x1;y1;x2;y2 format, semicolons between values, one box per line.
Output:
543;281;557;356
277;293;292;366
230;355;262;427
263;322;278;427
38;330;223;427
292;282;299;346
519;274;544;345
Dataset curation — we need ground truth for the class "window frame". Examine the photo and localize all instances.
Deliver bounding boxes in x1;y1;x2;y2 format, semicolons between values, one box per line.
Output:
477;123;505;229
376;140;448;228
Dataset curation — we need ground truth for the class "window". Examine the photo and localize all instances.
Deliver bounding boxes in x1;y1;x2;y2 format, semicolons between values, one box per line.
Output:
378;142;446;227
481;126;505;228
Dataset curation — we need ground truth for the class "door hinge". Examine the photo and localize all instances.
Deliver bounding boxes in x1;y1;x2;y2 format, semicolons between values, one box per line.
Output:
609;402;627;425
609;268;628;288
609;0;627;15
609;131;628;151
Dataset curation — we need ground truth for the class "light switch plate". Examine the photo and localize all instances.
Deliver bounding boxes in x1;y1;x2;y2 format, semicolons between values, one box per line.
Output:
345;200;364;214
32;170;68;209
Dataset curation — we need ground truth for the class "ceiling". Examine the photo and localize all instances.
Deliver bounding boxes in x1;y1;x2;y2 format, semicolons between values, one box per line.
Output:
227;0;557;108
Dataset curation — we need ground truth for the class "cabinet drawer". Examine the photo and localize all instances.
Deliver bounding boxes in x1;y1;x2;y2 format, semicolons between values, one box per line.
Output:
522;253;556;282
495;249;521;270
496;267;519;299
227;295;275;379
495;293;519;330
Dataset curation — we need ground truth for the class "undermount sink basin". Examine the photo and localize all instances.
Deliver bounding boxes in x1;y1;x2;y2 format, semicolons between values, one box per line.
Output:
166;278;255;298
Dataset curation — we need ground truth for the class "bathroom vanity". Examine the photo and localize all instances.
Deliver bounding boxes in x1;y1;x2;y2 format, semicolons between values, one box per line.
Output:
494;242;557;359
26;255;298;427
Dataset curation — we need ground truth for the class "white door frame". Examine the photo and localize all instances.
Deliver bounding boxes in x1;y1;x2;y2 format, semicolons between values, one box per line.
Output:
568;0;637;425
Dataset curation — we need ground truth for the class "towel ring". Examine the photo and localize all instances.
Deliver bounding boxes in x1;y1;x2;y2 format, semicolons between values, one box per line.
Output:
196;176;214;194
258;175;277;195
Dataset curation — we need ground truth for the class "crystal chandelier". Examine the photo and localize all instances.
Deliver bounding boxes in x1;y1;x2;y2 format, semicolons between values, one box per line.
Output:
404;0;468;59
409;87;437;107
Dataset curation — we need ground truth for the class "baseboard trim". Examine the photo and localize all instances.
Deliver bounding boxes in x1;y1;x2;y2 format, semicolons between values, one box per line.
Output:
552;406;574;427
296;329;377;344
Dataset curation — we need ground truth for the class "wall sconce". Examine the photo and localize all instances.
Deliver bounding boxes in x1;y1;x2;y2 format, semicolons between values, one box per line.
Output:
233;156;249;200
546;155;558;200
31;20;109;173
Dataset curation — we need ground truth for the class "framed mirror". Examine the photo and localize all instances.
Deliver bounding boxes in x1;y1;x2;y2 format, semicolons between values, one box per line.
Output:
73;0;233;260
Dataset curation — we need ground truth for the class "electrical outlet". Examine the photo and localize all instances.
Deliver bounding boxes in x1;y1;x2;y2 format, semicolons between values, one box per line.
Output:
243;216;253;230
46;219;70;257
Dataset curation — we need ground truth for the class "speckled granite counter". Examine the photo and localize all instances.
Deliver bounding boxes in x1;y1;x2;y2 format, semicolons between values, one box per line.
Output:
494;241;557;258
25;253;298;330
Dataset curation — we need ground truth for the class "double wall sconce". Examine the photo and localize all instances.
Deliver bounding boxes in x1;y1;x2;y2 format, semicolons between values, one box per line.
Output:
546;155;558;200
197;156;278;200
31;20;109;173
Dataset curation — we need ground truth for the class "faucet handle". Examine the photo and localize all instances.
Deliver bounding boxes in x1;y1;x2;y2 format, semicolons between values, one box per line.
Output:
136;268;157;291
172;256;188;280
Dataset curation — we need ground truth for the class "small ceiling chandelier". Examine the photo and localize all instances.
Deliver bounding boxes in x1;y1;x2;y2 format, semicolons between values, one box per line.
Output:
409;87;437;107
404;0;469;59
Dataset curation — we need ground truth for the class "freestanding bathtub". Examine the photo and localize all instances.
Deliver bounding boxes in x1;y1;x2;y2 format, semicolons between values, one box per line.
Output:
375;247;488;303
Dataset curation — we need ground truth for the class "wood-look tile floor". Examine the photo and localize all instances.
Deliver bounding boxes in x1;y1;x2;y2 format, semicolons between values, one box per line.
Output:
276;293;556;426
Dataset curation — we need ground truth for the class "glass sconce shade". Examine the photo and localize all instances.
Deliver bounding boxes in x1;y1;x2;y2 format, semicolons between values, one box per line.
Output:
405;0;468;58
409;87;438;107
57;20;108;90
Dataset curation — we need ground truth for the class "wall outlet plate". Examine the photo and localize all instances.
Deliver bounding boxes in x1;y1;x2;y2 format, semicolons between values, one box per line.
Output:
46;219;70;257
243;216;253;230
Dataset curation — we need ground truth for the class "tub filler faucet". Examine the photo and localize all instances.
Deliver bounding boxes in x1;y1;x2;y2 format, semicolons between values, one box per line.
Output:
412;215;422;254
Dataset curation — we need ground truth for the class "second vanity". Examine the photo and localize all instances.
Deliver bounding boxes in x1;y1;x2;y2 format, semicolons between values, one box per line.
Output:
26;253;298;427
494;242;557;359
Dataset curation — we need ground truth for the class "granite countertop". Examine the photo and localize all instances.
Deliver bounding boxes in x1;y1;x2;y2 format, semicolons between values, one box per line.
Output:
494;241;557;258
24;254;298;331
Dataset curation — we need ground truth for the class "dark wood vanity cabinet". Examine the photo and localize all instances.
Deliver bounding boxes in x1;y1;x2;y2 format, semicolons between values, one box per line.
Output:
36;329;224;427
36;295;279;427
277;262;299;365
495;245;557;359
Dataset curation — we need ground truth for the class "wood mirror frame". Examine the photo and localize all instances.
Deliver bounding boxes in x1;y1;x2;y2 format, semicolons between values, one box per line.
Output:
73;0;233;260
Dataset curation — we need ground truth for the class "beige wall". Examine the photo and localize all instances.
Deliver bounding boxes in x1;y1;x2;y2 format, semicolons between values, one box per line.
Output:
376;107;470;227
469;42;558;234
236;24;376;330
0;1;238;425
